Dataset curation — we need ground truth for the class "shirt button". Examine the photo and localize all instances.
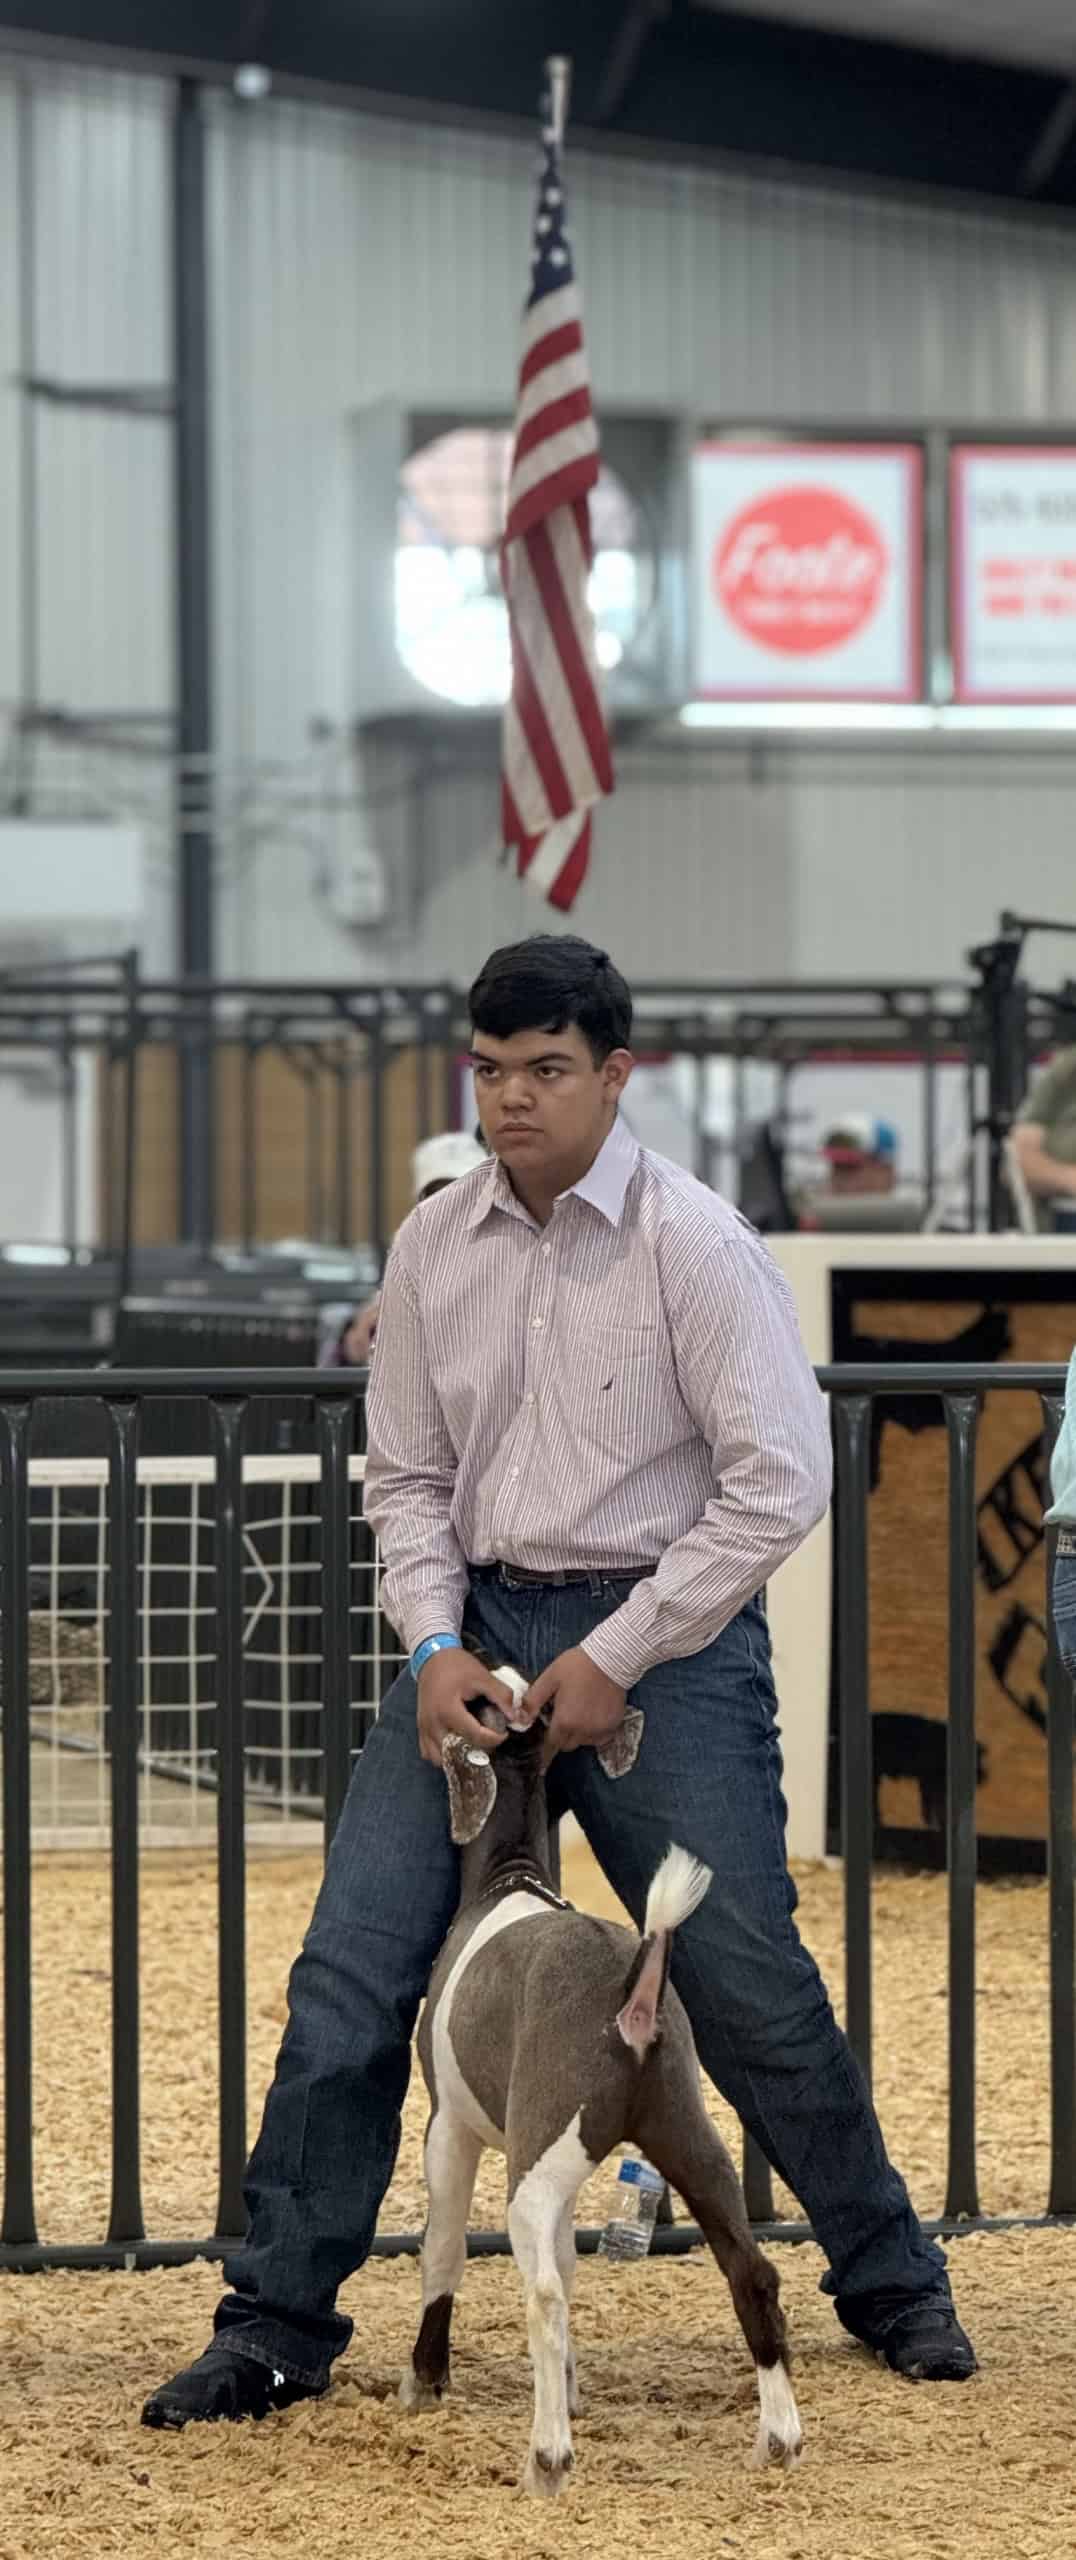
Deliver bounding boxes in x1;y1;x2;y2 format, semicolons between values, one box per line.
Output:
508;1467;520;1480
526;1393;536;1407
541;1243;552;1257
533;1314;545;1329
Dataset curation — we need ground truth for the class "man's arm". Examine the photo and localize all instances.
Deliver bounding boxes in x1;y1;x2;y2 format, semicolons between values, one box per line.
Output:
1010;1121;1076;1202
1013;1057;1076;1201
362;1240;469;1654
318;1296;380;1367
581;1236;832;1690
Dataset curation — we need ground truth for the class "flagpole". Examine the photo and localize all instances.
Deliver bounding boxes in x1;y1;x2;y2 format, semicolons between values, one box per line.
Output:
545;54;572;148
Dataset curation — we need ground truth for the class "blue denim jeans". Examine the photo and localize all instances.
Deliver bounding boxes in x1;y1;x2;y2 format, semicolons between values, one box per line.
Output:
1056;1531;1076;1680
214;1572;948;2382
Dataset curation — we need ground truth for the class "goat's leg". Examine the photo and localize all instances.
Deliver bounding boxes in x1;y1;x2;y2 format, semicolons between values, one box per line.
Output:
507;2134;588;2498
399;2109;482;2412
555;2202;581;2418
636;2076;803;2472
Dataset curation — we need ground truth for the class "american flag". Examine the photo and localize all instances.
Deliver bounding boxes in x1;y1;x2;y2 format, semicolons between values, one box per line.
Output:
500;89;614;912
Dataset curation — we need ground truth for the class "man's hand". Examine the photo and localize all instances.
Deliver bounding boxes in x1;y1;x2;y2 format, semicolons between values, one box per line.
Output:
416;1647;514;1769
523;1647;628;1765
343;1299;380;1363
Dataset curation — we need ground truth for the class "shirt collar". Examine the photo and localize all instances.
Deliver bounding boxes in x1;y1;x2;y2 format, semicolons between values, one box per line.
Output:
465;1112;639;1231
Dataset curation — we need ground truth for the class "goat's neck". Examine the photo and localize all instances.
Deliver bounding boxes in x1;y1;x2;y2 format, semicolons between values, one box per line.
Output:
458;1783;553;1913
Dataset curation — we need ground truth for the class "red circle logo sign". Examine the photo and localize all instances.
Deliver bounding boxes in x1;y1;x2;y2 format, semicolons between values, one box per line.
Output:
715;483;888;656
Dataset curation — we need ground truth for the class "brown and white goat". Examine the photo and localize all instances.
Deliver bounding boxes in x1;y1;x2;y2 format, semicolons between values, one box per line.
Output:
399;1663;802;2497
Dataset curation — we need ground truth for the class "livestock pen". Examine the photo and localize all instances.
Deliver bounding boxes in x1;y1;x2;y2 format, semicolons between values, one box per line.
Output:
1;1365;1074;2560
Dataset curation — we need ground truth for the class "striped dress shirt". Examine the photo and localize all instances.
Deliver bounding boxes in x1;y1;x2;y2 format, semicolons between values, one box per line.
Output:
363;1113;831;1690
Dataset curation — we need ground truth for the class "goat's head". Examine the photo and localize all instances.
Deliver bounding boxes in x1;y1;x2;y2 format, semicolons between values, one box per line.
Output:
442;1701;540;1847
442;1646;644;1849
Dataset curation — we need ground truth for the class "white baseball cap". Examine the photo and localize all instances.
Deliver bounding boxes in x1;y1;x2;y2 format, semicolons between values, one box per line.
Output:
411;1131;488;1198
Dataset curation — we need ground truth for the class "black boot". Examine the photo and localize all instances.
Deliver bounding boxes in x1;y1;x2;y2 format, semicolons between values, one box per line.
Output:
877;2301;978;2382
843;2295;978;2384
141;2339;328;2431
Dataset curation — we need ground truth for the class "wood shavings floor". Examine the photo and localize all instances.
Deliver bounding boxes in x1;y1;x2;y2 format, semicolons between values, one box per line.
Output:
2;1837;1074;2558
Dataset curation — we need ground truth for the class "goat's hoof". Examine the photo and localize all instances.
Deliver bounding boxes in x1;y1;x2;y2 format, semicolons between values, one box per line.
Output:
751;2420;803;2473
398;2363;444;2413
523;2445;574;2499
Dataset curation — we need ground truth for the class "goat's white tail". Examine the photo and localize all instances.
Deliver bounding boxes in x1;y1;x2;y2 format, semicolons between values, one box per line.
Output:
616;1846;713;2059
643;1844;713;1940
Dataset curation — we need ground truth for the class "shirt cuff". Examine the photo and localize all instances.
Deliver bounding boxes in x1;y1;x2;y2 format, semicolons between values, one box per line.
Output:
398;1599;464;1658
581;1609;655;1692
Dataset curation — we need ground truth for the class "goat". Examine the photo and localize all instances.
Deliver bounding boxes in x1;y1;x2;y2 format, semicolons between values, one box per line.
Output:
399;1659;802;2498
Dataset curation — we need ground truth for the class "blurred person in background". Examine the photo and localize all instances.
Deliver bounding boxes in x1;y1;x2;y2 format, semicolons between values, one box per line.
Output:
819;1115;899;1196
796;1115;925;1232
1011;1047;1076;1234
1049;1347;1076;1686
320;1130;488;1364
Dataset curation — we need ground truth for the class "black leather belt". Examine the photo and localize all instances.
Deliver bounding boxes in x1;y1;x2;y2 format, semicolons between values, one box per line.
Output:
473;1562;652;1588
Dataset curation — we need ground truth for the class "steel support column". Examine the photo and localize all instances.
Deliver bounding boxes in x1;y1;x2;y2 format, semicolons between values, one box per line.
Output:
174;78;215;1248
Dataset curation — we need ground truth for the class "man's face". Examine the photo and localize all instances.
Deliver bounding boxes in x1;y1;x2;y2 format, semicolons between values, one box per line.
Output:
470;1023;631;1184
828;1151;895;1196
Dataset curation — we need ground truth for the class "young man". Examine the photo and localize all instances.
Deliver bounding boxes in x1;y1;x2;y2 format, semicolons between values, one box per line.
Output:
143;935;974;2430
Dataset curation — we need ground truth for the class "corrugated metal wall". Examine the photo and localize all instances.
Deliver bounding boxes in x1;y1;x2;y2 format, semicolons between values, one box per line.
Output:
238;748;804;983
204;96;1076;980
234;729;1076;991
277;742;1071;990
210;95;1076;436
207;96;1076;769
4;63;1076;981
0;75;20;752
0;64;173;730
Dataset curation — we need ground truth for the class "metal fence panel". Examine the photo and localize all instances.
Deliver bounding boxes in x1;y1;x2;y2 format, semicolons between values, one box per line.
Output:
0;1360;1072;2269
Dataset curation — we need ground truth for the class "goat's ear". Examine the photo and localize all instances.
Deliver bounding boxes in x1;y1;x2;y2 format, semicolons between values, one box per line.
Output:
442;1731;498;1844
596;1705;644;1781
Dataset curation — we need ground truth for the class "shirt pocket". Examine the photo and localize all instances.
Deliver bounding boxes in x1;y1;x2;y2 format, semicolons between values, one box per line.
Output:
568;1325;672;1457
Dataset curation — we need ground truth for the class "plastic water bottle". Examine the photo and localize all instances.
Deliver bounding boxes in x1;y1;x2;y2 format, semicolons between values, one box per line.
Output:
597;2153;665;2260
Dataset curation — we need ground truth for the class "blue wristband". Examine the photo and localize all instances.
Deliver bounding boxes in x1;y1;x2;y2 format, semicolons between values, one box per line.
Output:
410;1634;461;1680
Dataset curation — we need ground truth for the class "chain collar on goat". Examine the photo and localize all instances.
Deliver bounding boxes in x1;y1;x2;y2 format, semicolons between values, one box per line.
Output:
476;1868;569;1912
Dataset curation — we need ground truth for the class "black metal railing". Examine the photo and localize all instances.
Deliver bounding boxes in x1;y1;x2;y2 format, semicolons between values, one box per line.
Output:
0;958;1000;1263
0;1370;365;2263
0;1361;1072;2271
818;1363;1073;2236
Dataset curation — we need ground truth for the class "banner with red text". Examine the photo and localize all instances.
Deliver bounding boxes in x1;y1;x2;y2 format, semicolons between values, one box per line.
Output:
951;446;1076;703
691;442;923;700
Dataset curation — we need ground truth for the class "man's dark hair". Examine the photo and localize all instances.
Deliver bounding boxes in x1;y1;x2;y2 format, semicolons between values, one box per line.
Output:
468;936;632;1063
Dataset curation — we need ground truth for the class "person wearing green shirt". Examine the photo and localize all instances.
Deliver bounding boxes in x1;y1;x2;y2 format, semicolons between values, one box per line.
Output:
1012;1048;1076;1233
